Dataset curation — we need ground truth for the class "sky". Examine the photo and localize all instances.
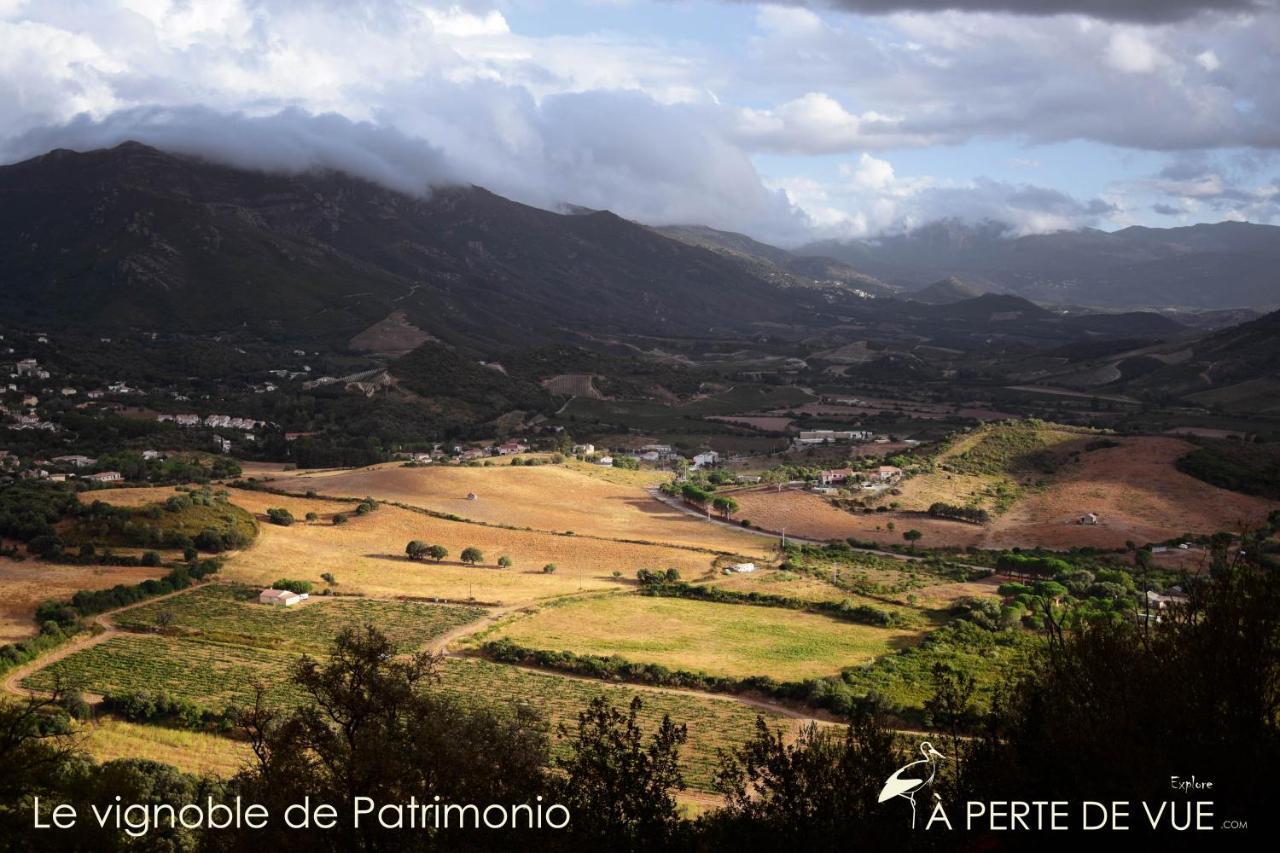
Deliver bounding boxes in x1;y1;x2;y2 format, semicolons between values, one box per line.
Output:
2;0;1278;246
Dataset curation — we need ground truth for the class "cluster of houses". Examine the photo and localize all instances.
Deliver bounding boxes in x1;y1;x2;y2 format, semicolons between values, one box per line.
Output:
157;413;266;431
2;449;163;484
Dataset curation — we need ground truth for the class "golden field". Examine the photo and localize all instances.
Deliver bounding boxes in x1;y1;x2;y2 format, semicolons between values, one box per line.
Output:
250;460;766;555
88;486;757;605
79;719;252;777
480;593;925;680
0;558;166;642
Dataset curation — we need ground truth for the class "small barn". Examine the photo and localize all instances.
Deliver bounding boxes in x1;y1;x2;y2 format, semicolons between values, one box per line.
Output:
259;588;305;607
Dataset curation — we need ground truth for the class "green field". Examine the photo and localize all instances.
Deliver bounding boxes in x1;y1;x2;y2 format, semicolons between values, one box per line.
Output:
25;634;798;793
481;594;925;679
113;585;486;652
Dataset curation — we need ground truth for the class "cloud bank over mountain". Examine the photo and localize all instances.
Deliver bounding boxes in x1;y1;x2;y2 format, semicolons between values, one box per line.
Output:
2;0;1277;244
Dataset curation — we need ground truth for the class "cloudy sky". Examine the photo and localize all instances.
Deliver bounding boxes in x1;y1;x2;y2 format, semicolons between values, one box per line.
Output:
2;0;1278;245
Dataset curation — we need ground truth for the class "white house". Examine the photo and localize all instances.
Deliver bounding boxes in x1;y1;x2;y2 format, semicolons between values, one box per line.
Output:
597;455;615;467
84;471;123;483
691;451;719;469
259;589;306;607
1078;512;1099;525
728;562;756;573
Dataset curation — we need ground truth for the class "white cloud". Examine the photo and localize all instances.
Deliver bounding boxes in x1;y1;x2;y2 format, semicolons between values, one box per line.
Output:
1195;48;1221;71
1104;30;1165;73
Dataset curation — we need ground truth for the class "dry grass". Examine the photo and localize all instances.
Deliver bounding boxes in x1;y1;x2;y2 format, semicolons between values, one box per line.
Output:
88;486;744;606
78;719;252;777
483;594;924;680
984;436;1277;549
254;461;765;555
731;488;984;548
0;558;166;642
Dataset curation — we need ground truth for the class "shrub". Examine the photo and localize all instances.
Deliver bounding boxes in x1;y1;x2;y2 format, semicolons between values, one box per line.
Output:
271;579;313;595
266;508;295;527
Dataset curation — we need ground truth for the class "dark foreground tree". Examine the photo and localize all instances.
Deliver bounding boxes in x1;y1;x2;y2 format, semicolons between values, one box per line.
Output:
553;696;688;851
961;539;1280;842
704;705;904;851
217;627;553;852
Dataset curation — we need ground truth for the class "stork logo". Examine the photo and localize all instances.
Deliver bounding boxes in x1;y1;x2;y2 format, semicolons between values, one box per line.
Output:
878;741;946;828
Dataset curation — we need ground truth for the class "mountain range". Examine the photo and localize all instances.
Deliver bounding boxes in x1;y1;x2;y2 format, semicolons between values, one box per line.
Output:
0;142;869;349
1;141;1277;381
798;219;1280;310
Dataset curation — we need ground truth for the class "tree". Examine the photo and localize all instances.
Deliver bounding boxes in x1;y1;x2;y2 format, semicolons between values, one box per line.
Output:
229;627;551;850
320;572;337;587
405;539;429;560
902;528;922;551
461;546;484;566
271;579;312;594
497;555;513;569
304;512;318;522
710;706;902;848
711;496;739;519
543;563;557;574
555;696;688;848
427;544;448;562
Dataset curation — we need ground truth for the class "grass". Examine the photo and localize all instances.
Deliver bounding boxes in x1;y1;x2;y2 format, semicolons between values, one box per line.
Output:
78;718;252;777
112;584;487;653
709;567;925;621
0;559;167;643
941;421;1083;478
26;633;801;794
479;594;926;680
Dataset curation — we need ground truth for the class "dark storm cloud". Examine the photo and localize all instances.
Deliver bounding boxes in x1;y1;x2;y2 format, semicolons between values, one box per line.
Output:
751;1;1270;23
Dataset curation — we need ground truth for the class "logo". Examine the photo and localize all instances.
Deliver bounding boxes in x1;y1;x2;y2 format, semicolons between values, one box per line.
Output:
878;741;946;828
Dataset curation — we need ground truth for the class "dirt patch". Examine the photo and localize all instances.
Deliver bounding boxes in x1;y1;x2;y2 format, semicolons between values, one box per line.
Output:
730;489;984;549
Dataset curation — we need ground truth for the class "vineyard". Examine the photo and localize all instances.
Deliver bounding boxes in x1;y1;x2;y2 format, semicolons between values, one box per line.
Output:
24;630;807;794
113;585;487;652
437;658;803;793
25;634;304;709
481;593;924;680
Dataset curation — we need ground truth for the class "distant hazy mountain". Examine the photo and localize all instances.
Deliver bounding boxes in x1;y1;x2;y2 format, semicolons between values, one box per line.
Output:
797;219;1280;310
0;143;847;349
655;224;894;297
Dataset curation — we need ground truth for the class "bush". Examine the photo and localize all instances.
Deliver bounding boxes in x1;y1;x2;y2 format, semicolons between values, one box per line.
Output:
543;564;557;574
266;508;295;527
271;579;313;595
